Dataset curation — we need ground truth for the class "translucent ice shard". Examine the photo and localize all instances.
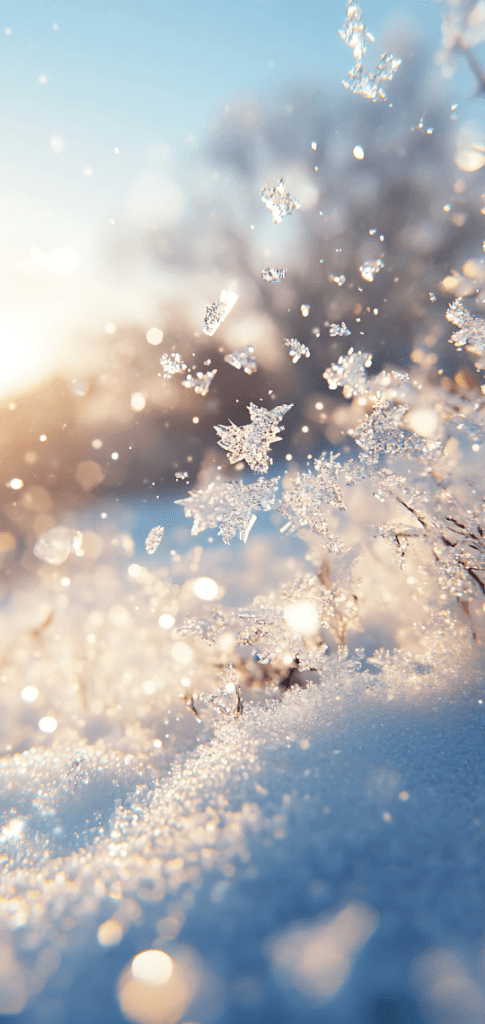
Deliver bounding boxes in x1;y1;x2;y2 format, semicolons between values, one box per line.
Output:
261;179;301;223
284;338;311;363
262;268;287;282
214;402;293;474
225;345;258;374
329;322;351;337
181;369;218;396
145;525;164;554
203;290;239;336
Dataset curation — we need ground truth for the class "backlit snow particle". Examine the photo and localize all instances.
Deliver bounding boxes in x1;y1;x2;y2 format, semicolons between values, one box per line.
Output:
21;686;39;702
38;716;57;734
429;292;437;303
331;275;346;286
284;338;311;363
300;304;310;317
340;5;401;102
131;392;146;411
159;352;187;378
34;526;74;565
158;613;175;629
311;141;317;151
225;345;258;374
214;402;293;474
192;577;218;600
329;322;351;337
203;290;239;336
323;347;373;397
145;526;164;554
146;327;164;346
261;179;301;223
262;268;287;282
353;145;365;159
360;259;384;282
8;478;23;490
181;369;217;396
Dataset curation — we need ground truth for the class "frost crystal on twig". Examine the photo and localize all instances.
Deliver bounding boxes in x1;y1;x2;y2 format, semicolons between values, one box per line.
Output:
176;476;280;543
360;258;385;282
214;402;293;474
284;338;310;363
323;347;372;397
181;369;218;396
261;179;301;223
262;268;287;282
203;290;239;336
446;299;485;372
159;352;187;378
329;322;351;337
145;525;164;554
224;346;258;375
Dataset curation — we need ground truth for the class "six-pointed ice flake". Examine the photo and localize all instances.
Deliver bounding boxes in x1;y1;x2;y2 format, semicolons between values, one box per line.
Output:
284;338;311;363
203;290;239;337
214;402;293;474
261;179;301;223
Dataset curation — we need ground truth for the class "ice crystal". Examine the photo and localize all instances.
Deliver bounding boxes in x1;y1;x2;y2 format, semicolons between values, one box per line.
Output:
278;454;347;553
330;274;346;286
360;258;385;282
339;3;401;102
176;475;280;543
202;289;239;336
329;321;351;337
284;338;311;363
224;345;258;374
323;347;372;397
214;402;293;474
338;2;372;62
262;267;287;282
181;368;218;396
159;352;187;378
261;179;301;223
300;304;310;317
446;298;485;370
145;525;165;554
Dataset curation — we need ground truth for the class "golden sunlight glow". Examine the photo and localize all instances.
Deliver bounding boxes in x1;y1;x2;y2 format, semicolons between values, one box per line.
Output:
284;601;319;636
192;577;219;600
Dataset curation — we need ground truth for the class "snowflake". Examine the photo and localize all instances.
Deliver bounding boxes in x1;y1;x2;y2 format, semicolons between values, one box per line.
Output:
225;346;258;374
203;290;239;336
360;258;385;282
344;53;402;102
323;347;372;397
145;525;165;554
181;369;218;396
176;476;280;543
338;2;372;62
446;298;485;370
300;304;310;317
329;322;351;337
330;274;346;286
262;268;287;282
278;454;347;553
214;403;293;474
159;352;187;378
261;179;301;223
284;338;310;363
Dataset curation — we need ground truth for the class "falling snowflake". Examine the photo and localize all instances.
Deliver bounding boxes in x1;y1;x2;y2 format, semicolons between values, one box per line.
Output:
323;348;373;398
145;525;165;554
338;2;373;62
203;290;239;337
330;274;346;286
214;403;293;474
340;5;401;103
159;352;187;378
284;338;311;363
446;299;485;370
181;369;218;396
278;454;347;553
262;268;287;282
225;346;258;374
176;476;280;544
300;305;310;317
261;179;301;223
329;322;351;337
360;259;385;282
